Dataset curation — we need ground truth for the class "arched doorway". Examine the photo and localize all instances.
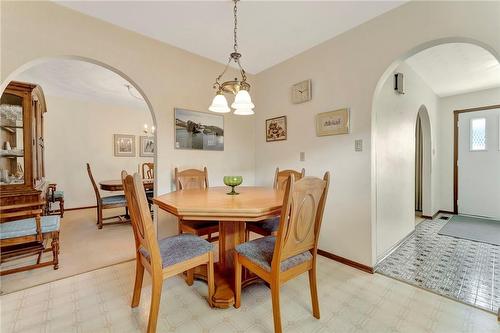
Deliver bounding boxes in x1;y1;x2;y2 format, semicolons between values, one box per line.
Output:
371;39;500;262
373;38;500;314
415;105;432;219
0;56;158;292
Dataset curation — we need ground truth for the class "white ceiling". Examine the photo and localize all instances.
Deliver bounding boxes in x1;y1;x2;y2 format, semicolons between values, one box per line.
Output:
405;43;500;97
14;59;148;109
55;0;406;74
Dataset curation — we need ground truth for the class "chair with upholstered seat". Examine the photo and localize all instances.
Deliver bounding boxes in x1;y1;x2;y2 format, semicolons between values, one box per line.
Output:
235;172;330;333
0;201;60;275
174;167;219;242
47;183;65;218
121;171;215;333
86;163;129;229
245;168;305;240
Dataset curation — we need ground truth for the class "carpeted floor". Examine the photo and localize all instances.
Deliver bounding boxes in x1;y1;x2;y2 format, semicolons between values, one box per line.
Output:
0;207;136;294
438;215;500;246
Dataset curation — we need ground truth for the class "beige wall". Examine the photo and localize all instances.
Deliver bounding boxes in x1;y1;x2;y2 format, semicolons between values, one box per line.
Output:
0;1;256;238
253;1;500;266
374;62;439;259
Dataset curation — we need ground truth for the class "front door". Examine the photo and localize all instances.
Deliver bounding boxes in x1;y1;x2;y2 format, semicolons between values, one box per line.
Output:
457;107;500;219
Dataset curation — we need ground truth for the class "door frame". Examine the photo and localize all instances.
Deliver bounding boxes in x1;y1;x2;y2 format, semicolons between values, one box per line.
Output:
453;104;500;214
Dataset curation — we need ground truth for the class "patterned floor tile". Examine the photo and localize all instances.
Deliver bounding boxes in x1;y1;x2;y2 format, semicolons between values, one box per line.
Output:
376;216;500;314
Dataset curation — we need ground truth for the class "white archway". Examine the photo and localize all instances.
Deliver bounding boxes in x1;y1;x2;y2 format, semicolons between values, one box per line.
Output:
371;38;500;263
0;55;158;193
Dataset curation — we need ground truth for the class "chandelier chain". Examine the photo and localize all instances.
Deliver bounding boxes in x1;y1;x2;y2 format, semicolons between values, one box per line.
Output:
233;0;238;53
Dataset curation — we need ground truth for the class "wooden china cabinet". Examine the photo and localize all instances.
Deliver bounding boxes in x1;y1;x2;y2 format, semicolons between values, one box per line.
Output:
0;81;48;207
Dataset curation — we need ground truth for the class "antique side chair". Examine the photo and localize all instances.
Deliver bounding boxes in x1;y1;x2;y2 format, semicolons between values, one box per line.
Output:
46;183;64;218
0;201;60;275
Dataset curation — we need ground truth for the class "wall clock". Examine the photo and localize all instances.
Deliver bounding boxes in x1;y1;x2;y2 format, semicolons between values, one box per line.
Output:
291;79;312;104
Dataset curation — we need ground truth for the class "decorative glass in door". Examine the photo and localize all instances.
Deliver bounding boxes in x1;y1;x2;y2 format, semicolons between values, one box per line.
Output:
0;93;25;185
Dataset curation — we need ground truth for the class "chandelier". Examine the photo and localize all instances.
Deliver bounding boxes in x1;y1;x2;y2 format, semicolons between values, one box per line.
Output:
125;84;155;134
209;0;254;115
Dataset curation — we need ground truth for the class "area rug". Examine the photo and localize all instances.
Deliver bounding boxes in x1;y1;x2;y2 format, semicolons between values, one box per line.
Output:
438;215;500;246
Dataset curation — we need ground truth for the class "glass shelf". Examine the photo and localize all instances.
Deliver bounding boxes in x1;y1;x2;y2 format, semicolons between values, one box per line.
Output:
1;93;25;185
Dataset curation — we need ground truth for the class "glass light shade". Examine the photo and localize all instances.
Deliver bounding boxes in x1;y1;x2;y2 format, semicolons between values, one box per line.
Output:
209;94;231;113
233;107;254;115
231;89;255;110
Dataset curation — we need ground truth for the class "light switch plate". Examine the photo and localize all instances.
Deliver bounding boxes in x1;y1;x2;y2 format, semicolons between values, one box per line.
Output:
355;139;363;152
300;152;305;161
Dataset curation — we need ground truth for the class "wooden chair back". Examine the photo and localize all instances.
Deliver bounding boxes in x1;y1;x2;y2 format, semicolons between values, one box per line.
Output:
273;168;305;191
122;172;162;273
86;163;101;202
174;167;209;190
142;163;154;179
273;172;330;266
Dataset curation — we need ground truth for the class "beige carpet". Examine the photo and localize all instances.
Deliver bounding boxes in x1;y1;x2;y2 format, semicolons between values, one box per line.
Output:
0;207;136;294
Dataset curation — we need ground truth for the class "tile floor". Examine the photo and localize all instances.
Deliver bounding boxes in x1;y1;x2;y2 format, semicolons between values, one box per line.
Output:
1;255;499;333
377;216;499;314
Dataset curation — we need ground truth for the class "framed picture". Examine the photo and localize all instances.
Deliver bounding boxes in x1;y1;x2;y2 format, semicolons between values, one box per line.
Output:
175;108;224;151
139;136;155;157
316;108;349;136
266;116;287;142
114;134;136;157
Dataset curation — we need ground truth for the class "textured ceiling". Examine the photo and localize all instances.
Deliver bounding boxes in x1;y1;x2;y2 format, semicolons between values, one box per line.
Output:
405;43;500;97
55;0;406;74
14;59;148;109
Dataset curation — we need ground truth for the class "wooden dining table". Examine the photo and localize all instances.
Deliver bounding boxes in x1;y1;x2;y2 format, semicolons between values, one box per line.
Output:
99;178;154;191
153;186;284;309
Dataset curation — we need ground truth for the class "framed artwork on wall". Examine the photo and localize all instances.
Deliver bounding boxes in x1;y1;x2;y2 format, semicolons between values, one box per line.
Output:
174;108;224;151
139;136;155;157
114;134;136;157
266;116;287;142
316;108;350;136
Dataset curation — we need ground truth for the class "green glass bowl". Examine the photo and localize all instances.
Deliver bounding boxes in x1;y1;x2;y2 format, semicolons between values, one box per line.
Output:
223;176;243;195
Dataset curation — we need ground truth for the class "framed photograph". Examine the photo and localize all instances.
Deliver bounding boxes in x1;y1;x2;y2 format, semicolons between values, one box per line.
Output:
316;108;349;136
139;136;155;157
266;116;287;142
114;134;136;157
175;108;224;151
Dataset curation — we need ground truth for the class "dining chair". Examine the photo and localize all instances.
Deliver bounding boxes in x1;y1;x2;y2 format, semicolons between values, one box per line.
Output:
245;167;305;240
121;171;215;333
174;167;219;243
86;163;129;229
141;162;155;208
46;183;64;218
234;172;330;333
141;162;155;180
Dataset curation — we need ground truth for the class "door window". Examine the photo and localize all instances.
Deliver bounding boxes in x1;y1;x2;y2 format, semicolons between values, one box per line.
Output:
470;117;486;151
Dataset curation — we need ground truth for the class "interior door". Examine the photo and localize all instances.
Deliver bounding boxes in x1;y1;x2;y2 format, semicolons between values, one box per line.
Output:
458;107;500;219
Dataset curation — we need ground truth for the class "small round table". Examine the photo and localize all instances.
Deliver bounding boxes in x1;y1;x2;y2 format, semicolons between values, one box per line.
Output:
99;179;154;191
153;186;283;309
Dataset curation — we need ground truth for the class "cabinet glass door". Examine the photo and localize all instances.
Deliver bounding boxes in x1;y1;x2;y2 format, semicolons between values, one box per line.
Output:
0;93;25;185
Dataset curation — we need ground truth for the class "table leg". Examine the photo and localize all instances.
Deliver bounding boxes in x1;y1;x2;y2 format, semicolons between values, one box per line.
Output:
218;221;245;270
190;221;265;309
